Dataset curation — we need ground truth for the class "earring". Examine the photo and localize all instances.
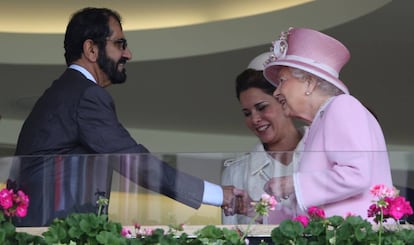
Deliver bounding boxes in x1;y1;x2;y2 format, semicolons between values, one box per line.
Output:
305;91;311;96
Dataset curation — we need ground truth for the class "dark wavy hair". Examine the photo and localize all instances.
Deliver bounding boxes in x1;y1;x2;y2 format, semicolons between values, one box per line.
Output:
64;7;122;65
235;69;276;100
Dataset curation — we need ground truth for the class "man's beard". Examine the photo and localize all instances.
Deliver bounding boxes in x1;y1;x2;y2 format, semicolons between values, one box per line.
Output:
97;49;127;84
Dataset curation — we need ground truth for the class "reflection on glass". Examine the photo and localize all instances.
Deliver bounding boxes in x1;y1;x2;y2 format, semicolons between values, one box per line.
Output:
0;151;412;227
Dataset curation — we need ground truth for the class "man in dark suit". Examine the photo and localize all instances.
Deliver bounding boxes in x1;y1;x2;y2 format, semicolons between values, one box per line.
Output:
13;7;247;226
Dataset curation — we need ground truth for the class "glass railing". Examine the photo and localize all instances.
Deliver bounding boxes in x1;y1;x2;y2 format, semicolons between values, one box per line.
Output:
0;151;413;227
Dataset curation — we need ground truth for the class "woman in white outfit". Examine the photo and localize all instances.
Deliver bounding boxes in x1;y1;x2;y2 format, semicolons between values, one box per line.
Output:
222;53;307;224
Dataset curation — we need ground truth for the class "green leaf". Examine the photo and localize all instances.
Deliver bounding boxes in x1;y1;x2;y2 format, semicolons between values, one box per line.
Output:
0;229;6;243
14;231;47;245
0;212;6;223
1;221;16;237
96;230;126;245
79;219;93;233
326;215;344;227
279;220;304;239
43;225;68;243
271;219;306;244
222;228;244;244
305;220;325;236
354;228;367;241
68;226;83;239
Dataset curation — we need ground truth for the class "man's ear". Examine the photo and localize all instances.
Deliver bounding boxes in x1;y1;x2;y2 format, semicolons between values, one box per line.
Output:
83;39;99;62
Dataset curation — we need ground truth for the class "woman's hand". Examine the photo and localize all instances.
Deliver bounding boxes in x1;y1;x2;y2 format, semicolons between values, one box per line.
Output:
264;176;294;200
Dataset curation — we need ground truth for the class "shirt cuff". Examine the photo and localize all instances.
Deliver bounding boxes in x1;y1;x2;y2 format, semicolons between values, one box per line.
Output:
202;181;223;206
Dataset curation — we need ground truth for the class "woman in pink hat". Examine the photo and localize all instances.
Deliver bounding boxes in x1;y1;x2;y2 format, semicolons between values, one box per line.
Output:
262;28;393;221
222;52;307;225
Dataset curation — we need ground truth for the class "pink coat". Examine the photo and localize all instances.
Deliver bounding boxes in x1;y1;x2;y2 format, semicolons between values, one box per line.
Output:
293;94;393;220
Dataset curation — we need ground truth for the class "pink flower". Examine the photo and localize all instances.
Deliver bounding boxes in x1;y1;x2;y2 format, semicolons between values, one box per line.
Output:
144;228;153;236
387;196;413;220
16;190;29;207
293;215;310;227
3;209;13;217
308;206;325;219
0;188;13;209
370;184;396;199
0;188;30;218
260;193;277;211
254;193;278;216
367;203;380;218
15;205;28;218
121;227;132;238
133;223;143;236
368;184;414;223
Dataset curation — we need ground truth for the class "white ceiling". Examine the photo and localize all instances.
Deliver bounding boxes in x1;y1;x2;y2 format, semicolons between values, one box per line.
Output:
0;0;314;33
1;0;413;147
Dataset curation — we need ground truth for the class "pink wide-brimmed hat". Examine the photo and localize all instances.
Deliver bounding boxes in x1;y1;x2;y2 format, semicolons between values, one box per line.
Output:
263;27;350;94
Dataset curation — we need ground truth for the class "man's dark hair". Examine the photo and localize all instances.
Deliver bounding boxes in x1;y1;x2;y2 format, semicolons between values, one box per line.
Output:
64;7;122;65
235;69;276;100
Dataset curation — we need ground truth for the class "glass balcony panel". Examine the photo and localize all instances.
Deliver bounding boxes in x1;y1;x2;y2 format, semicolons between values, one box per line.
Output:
0;151;412;227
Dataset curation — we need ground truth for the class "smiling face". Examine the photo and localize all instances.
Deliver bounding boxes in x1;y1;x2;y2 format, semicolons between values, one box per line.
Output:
240;87;294;146
273;67;309;121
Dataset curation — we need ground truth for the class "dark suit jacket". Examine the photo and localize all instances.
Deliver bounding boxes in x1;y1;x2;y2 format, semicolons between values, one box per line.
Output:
13;68;204;226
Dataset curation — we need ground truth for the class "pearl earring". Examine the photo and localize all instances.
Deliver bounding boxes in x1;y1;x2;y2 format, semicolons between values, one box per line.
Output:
305;91;311;95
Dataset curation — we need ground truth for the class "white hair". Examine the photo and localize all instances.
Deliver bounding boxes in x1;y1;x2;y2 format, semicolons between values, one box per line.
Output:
289;67;343;96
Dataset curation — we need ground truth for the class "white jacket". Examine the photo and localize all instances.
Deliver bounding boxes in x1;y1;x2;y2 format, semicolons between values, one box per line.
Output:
221;127;307;224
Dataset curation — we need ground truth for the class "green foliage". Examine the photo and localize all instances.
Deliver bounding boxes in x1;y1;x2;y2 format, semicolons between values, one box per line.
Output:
271;215;414;245
130;228;191;245
271;220;306;245
42;213;126;245
2;207;414;244
194;225;246;245
0;212;46;245
2;213;414;245
35;214;250;244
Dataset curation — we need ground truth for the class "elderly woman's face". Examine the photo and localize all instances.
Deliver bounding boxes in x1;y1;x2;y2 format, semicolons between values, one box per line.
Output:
273;67;307;119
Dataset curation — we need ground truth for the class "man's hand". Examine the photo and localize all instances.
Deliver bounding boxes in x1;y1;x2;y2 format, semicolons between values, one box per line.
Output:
221;186;251;216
